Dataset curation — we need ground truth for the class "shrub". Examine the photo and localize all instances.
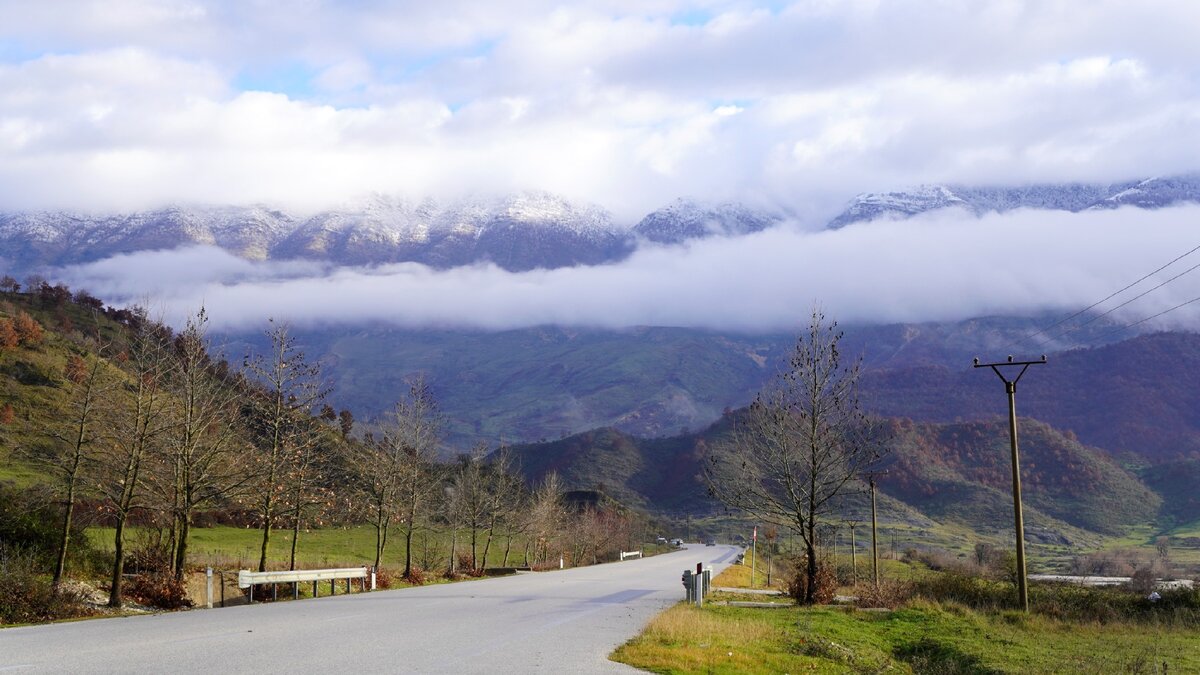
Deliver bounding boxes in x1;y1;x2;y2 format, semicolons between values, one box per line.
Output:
124;571;192;610
400;566;425;586
0;319;17;350
784;555;837;605
855;579;914;609
12;312;43;347
0;543;93;624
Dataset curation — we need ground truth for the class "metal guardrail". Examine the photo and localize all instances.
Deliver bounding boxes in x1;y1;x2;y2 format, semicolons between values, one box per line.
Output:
619;550;643;560
235;567;375;604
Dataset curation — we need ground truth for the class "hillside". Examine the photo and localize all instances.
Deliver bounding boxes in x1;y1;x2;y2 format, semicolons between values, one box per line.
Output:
0;291;137;486
221;315;1132;449
506;413;1168;544
861;331;1200;462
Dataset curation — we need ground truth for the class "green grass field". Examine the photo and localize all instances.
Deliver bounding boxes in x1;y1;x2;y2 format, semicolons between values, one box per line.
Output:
612;602;1200;674
615;554;1200;673
87;525;536;572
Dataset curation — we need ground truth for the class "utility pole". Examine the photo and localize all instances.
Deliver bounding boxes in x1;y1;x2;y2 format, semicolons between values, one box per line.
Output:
974;354;1046;613
866;473;886;590
845;520;861;584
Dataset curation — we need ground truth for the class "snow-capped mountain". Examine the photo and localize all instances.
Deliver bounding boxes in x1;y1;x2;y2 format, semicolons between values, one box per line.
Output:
828;174;1200;228
268;192;631;271
0;192;793;275
632;199;782;245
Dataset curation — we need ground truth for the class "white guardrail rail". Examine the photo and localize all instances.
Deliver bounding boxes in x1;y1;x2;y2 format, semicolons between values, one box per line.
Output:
619;550;643;561
237;567;374;603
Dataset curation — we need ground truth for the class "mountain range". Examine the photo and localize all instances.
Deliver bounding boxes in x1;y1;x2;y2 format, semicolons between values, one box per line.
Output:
3;173;1199;278
0;194;782;275
829;174;1200;228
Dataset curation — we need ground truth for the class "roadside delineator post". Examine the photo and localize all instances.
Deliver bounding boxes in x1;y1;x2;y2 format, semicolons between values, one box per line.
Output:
206;567;213;609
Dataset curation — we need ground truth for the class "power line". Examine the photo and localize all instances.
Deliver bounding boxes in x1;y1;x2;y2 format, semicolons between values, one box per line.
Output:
1009;244;1200;354
1014;241;1200;350
1039;258;1200;345
1090;292;1200;344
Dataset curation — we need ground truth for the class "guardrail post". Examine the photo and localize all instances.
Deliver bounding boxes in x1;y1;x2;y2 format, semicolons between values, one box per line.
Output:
206;568;213;609
293;582;299;600
703;567;711;597
370;567;377;591
313;580;318;598
682;570;693;602
693;573;703;607
330;579;336;596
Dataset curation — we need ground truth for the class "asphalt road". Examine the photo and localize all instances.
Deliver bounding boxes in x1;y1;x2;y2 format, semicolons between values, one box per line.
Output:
1;544;739;674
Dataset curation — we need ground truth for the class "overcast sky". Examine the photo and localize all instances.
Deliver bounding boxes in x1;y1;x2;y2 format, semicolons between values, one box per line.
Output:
2;1;1199;219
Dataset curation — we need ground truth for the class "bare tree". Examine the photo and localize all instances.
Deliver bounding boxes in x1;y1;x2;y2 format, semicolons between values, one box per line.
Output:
24;347;115;586
383;376;443;578
97;314;177;607
705;309;883;604
477;448;522;573
243;320;326;572
526;472;567;568
450;443;496;573
348;432;403;570
154;308;253;580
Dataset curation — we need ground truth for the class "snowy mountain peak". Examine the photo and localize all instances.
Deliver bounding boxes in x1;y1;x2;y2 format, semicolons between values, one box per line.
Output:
829;173;1200;228
633;198;782;245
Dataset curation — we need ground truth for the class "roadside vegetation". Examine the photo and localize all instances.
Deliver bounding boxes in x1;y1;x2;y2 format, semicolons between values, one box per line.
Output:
0;280;661;625
613;553;1200;673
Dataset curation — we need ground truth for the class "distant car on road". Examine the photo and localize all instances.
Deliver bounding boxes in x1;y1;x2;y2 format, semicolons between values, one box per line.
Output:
670;538;683;547
705;540;715;546
655;536;667;544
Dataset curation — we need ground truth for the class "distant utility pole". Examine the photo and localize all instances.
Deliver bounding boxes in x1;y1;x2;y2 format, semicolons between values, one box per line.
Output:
845;520;861;584
863;471;888;590
974;354;1046;613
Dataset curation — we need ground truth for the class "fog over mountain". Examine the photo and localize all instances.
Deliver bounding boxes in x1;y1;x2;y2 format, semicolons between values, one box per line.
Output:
53;203;1200;335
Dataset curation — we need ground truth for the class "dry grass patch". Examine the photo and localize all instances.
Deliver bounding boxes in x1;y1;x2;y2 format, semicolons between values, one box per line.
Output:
612;604;819;674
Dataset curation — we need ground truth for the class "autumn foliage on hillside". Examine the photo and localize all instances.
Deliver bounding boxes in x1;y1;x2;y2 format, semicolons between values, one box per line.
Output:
874;417;1159;535
861;332;1200;463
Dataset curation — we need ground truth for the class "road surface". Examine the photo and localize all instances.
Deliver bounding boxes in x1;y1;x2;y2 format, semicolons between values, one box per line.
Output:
1;544;739;674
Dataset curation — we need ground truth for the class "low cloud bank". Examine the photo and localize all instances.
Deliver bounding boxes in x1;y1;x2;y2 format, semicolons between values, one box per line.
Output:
56;205;1200;335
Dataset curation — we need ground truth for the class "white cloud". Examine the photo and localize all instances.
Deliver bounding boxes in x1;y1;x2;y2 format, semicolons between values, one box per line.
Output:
0;2;1197;216
57;205;1200;342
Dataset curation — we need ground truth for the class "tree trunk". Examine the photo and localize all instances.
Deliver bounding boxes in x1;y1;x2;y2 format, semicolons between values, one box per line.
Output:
502;535;512;567
173;512;191;582
53;489;76;587
258;513;273;572
470;525;478;573
403;522;415;578
107;515;127;608
805;524;818;605
289;504;302;571
448;528;458;575
479;526;495;574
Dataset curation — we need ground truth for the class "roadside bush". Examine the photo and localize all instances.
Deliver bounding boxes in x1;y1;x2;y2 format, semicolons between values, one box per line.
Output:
910;568;1200;626
0;484;103;575
0;543;92;624
784;555;837;605
124;571;191;610
855;579;914;609
400;566;425;587
911;572;1011;611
